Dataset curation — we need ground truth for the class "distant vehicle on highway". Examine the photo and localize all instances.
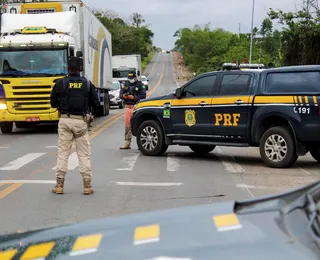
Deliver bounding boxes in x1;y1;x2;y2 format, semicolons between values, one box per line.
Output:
109;81;124;109
140;75;149;90
166;50;170;54
131;65;320;168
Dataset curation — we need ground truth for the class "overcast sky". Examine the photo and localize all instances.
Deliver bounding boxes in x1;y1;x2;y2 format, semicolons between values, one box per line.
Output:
88;0;303;50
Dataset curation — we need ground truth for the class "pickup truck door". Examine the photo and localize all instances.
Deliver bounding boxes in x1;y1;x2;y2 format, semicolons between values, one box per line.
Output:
170;74;217;136
212;73;253;138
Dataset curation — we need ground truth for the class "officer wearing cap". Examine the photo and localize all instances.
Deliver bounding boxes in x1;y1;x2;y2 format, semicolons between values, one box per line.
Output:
119;72;146;149
50;57;99;195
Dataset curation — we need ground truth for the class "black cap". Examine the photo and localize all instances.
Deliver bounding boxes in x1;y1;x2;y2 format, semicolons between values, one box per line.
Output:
127;72;137;79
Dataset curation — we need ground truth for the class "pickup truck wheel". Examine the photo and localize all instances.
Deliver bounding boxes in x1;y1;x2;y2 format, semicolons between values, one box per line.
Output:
0;122;13;134
259;126;298;168
189;145;216;154
137;120;168;156
309;148;320;162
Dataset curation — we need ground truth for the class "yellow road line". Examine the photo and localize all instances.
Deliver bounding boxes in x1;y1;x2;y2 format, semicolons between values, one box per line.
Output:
0;62;166;200
213;213;242;232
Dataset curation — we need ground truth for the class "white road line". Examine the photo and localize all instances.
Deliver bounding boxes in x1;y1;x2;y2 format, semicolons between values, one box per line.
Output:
69;249;97;256
236;183;289;191
0;153;45;170
146;53;159;78
112;182;183;187
0;146;9;149
116;153;139;171
52;152;78;171
215;147;244;173
147;257;192;260
167;154;180;171
0;180;56;184
45;146;57;148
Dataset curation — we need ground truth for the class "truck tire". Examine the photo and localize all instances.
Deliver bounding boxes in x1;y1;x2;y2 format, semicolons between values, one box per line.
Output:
0;122;13;134
309;148;320;162
95;92;109;117
105;92;110;116
136;119;168;156
259;126;298;168
189;145;216;154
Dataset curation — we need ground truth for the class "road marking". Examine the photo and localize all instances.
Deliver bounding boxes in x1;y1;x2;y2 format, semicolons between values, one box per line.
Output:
116;153;140;171
148;258;192;260
236;183;288;191
112;182;183;186
0;153;45;170
215;147;244;173
0;146;9;149
70;233;103;256
213;213;242;232
0;180;56;184
52;152;78;171
45;146;57;148
133;224;160;245
167;154;180;171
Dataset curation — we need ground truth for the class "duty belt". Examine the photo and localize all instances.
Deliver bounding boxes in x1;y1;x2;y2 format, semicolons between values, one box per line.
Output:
60;114;84;120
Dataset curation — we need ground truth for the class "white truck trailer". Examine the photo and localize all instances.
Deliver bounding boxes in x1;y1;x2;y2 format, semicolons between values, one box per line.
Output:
112;54;142;83
0;0;115;133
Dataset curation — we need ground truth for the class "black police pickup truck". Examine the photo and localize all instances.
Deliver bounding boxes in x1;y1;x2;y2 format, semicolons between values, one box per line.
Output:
131;65;320;168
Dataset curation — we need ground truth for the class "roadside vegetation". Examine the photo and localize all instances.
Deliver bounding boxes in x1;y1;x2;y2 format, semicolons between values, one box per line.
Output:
93;10;156;71
173;4;320;73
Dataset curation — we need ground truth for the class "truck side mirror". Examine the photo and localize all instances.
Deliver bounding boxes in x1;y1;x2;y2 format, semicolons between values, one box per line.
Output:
76;51;83;58
173;88;182;99
79;58;83;71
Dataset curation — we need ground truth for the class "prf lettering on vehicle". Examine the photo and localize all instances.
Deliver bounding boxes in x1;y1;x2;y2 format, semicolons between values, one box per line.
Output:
214;113;240;126
69;82;83;89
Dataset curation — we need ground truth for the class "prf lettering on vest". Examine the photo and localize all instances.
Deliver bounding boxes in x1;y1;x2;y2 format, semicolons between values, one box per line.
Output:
69;82;83;89
214;113;240;126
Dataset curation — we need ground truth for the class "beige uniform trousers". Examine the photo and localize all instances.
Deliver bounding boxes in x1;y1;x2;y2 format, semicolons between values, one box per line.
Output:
124;104;134;143
56;116;92;180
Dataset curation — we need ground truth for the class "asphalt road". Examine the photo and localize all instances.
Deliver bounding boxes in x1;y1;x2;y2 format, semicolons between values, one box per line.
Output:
0;52;319;234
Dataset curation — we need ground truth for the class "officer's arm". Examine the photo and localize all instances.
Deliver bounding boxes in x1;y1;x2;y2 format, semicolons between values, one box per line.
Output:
134;83;147;102
119;83;126;99
89;82;99;108
50;81;61;108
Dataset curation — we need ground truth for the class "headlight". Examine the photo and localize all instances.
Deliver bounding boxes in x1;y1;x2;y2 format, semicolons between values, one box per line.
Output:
0;103;7;110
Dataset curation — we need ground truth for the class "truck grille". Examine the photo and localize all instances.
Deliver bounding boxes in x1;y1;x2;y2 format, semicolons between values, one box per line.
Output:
5;84;57;114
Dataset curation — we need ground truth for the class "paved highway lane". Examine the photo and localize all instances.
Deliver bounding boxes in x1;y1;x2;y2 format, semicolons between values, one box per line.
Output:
0;52;318;234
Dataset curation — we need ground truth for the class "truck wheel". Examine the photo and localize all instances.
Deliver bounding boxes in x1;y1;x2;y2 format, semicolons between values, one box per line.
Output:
189;145;216;154
119;101;124;109
136;119;168;156
259;126;298;168
0;122;13;134
309;148;320;162
105;92;110;116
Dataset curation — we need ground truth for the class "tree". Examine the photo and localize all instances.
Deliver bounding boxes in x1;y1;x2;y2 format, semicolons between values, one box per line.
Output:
130;12;145;27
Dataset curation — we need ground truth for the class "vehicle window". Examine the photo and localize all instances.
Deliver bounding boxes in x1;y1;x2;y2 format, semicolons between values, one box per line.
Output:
112;82;120;90
219;74;251;95
182;75;216;97
266;72;320;93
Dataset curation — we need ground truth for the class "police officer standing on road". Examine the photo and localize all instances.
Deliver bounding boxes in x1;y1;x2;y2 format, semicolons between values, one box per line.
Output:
50;57;99;195
119;72;146;149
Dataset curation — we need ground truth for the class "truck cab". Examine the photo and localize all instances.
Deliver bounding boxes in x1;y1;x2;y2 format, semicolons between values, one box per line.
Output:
0;1;114;133
112;55;142;84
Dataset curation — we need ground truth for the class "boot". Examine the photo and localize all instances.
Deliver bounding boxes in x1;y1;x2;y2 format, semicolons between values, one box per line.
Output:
120;141;131;150
52;177;64;194
83;179;93;195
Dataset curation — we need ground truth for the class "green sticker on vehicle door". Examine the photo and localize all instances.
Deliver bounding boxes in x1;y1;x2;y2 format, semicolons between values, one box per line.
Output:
163;109;171;118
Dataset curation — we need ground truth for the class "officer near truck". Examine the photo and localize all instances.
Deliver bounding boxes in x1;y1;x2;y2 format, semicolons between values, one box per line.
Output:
50;57;99;195
119;72;146;149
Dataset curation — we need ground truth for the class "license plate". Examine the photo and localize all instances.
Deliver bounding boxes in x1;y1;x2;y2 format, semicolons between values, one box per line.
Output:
26;117;40;122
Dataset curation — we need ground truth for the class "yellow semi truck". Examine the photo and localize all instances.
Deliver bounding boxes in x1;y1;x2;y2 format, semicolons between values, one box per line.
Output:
0;1;115;133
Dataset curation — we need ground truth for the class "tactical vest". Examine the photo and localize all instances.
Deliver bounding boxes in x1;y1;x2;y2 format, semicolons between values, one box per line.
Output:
122;81;143;105
59;76;90;115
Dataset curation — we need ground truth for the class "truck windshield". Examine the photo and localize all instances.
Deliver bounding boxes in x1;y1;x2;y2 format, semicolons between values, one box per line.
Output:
0;49;68;77
113;70;135;78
